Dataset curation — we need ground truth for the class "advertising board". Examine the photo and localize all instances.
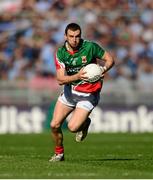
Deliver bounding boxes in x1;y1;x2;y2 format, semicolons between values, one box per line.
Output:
0;103;153;133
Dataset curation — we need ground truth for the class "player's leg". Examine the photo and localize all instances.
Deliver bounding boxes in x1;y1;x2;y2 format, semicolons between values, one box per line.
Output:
49;100;73;162
68;107;90;132
68;100;93;142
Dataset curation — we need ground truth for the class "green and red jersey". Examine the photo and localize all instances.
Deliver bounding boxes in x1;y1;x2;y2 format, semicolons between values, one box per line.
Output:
55;39;105;93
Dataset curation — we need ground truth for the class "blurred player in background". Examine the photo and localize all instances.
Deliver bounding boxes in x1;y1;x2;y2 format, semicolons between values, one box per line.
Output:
49;23;114;162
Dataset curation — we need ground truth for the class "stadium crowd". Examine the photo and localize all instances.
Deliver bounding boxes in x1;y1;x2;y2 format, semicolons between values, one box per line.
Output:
0;0;153;86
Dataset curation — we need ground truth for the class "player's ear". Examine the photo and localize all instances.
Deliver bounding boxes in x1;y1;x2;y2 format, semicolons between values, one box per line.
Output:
64;34;67;41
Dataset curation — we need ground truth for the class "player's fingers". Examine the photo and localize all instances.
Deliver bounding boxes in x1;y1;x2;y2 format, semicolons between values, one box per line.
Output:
101;74;105;78
80;74;88;80
82;71;87;75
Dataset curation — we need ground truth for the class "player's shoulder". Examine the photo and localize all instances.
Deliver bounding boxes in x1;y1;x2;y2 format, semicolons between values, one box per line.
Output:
56;44;66;57
83;39;94;45
56;45;65;53
83;39;101;47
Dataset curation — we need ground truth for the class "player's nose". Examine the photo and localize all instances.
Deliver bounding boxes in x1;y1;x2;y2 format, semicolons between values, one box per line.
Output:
73;37;77;41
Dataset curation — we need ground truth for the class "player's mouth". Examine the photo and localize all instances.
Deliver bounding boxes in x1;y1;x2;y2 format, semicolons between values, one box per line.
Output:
72;42;78;47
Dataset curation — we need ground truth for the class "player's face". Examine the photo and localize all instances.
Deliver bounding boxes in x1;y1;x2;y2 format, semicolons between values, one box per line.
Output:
65;29;81;49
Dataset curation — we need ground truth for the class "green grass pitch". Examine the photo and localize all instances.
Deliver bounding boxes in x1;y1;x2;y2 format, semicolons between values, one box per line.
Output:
0;132;153;178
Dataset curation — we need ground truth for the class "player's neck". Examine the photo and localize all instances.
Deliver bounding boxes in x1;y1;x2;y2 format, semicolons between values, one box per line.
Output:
65;42;75;52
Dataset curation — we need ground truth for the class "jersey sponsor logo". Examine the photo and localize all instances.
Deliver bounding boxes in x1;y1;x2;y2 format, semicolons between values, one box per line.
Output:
81;56;87;63
66;66;80;74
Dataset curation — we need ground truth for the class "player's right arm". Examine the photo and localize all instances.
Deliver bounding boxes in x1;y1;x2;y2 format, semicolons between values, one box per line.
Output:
55;50;87;85
56;68;87;85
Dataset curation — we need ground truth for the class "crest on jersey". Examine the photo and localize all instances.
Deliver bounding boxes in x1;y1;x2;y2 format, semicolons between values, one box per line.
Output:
71;58;78;66
81;56;87;63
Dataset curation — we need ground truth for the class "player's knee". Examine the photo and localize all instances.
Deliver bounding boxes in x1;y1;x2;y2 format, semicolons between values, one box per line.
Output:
67;122;78;132
50;120;60;130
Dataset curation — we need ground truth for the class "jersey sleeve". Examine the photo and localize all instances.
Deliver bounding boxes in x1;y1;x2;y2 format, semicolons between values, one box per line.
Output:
92;42;105;59
54;49;65;70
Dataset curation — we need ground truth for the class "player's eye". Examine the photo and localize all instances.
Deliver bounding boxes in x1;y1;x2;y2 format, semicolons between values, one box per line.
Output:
69;35;74;38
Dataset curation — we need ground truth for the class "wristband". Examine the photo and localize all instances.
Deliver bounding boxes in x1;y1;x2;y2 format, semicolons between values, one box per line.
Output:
103;66;107;72
100;66;107;73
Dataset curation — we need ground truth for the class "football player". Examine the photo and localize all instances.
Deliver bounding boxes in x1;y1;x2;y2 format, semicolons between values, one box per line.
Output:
49;23;114;162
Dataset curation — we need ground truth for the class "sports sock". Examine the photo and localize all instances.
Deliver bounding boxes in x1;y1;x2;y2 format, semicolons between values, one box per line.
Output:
55;146;64;154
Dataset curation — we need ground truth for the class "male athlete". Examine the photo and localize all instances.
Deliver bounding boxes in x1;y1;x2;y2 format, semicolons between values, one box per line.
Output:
49;23;114;162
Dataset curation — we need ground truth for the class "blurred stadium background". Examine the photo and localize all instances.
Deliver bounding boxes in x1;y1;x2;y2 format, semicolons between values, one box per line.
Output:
0;0;153;134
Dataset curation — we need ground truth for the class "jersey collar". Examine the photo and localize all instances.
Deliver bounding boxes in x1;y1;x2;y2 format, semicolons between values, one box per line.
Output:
64;39;84;55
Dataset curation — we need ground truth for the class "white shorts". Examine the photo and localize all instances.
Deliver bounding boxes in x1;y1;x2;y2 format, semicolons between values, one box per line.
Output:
58;85;100;111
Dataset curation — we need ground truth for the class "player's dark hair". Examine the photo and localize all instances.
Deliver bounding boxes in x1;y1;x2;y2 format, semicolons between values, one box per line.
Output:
65;23;81;35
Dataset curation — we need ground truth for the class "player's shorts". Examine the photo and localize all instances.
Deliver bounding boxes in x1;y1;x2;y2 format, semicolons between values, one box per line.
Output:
58;84;100;111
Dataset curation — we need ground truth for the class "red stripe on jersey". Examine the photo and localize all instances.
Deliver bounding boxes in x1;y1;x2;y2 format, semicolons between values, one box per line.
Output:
54;51;65;70
67;50;78;55
73;81;103;93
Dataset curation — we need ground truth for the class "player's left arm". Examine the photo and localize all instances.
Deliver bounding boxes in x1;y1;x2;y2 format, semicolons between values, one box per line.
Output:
92;42;115;74
100;51;115;74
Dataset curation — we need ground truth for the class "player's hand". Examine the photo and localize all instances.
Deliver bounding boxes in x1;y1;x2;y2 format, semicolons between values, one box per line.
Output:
77;68;88;81
101;73;105;79
100;66;105;79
